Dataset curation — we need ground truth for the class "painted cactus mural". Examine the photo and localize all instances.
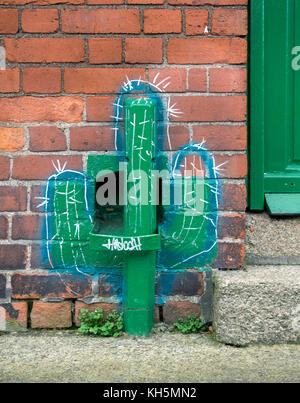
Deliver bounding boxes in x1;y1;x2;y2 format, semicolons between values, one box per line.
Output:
37;75;223;295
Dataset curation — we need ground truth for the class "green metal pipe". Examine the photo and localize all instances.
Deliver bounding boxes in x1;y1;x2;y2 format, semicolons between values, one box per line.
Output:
122;98;158;336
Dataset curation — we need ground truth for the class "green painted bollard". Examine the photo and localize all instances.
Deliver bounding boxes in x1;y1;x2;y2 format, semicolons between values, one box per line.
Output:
122;98;158;336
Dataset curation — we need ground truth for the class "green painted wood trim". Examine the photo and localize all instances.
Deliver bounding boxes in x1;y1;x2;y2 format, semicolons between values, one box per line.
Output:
265;193;300;215
249;0;265;210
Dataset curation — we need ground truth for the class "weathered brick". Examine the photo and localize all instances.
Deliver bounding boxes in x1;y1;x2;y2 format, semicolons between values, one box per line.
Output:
0;157;10;180
31;301;72;329
163;301;201;325
0;216;8;239
0;302;28;328
30;185;47;213
99;273;122;297
0;186;27;211
64;68;145;94
0;245;27;270
218;214;246;239
169;95;247;122
29;126;66;152
144;9;182;34
86;96;114;122
156;272;204;297
193;125;247;151
188;68;207;92
163;125;190;151
75;301;119;327
149;68;186;92
219;183;246;211
11;273;92;299
212;8;248;36
23;68;61;94
210;68;247;93
0;69;20;93
0;127;24;152
214;154;247;179
167;38;247;64
87;0;124;3
125;38;163;64
12;155;82;180
0;97;84;123
22;9;59;33
61;9;140;33
0;1;84;3
185;9;209;35
0;9;18;34
5;38;85;63
128;0;163;3
89;38;122;64
212;242;245;269
12;215;44;240
0;274;6;298
169;0;247;4
70;127;114;151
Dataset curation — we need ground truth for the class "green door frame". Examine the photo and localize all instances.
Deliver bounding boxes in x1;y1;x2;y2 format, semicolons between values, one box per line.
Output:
249;0;300;213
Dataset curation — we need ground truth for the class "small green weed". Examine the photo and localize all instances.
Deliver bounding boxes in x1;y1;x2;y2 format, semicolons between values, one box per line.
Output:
78;308;124;337
173;315;207;334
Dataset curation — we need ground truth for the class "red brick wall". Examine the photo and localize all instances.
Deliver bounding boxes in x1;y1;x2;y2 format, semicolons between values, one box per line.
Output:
0;0;247;328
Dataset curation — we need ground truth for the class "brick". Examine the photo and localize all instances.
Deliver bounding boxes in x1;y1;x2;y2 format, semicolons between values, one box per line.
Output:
75;301;119;327
163;125;190;151
61;9;140;34
167;38;247;64
0;127;24;152
89;38;122;64
0;216;8;239
0;157;10;180
64;68;145;94
29;126;66;152
0;9;18;34
0;97;84;123
218;214;246;239
0;274;6;298
87;0;124;3
70;127;114;151
0;302;28;328
0;69;20;93
31;301;72;329
125;38;163;64
5;38;85;63
219;183;246;211
0;1;84;3
13;155;82;180
163;301;201;325
169;0;247;4
30;185;46;213
0;187;27;211
156;272;204;297
212;9;248;36
11;273;92;299
86;96;114;122
192;125;247;151
188;68;207;92
23;68;61;94
0;245;27;270
99;273;122;297
169;95;247;122
128;0;163;3
214;154;247;178
144;9;182;34
22;9;59;33
185;9;209;35
212;242;245;269
12;215;44;240
149;68;186;92
210;68;247;93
